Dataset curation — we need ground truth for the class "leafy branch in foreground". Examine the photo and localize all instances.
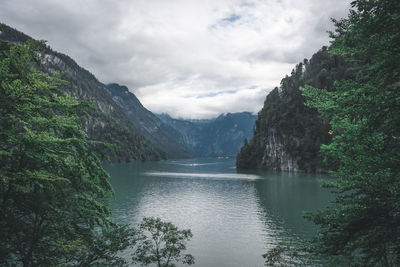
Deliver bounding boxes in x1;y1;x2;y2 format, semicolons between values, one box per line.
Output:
301;0;400;265
0;39;132;266
132;217;195;267
263;242;307;267
0;38;196;267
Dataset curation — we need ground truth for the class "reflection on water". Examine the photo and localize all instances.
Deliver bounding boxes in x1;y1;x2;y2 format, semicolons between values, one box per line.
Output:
105;157;332;267
145;171;260;180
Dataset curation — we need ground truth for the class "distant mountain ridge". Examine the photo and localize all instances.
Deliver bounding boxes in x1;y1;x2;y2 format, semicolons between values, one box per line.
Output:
105;83;193;158
158;112;257;157
0;23;166;162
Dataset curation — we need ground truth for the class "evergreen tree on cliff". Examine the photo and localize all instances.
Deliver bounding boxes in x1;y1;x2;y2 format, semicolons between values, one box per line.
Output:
302;0;400;264
236;46;349;172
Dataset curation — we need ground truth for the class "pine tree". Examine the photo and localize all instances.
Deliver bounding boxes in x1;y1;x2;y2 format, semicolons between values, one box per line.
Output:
301;0;400;265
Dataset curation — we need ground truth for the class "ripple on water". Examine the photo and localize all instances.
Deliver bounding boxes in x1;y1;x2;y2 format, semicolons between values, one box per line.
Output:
144;171;260;180
106;158;332;267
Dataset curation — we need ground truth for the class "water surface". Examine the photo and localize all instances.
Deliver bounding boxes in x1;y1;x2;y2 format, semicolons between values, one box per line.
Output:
105;157;332;267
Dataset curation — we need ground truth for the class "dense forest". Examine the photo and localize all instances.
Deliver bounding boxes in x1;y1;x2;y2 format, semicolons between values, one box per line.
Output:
236;46;352;172
0;39;194;267
0;39;130;265
0;0;399;265
245;0;400;265
302;0;400;264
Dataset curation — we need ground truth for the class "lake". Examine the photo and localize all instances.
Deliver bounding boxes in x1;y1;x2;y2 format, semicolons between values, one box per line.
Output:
105;157;332;267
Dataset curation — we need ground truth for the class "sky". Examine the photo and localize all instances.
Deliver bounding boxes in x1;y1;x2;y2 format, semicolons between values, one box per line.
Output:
1;0;350;119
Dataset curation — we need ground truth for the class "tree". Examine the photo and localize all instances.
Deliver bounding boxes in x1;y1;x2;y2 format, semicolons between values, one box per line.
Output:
301;0;400;265
262;242;310;267
132;217;195;267
0;40;132;266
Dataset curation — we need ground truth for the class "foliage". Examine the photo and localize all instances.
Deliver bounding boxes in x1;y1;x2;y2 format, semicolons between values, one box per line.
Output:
301;0;400;265
263;241;357;267
0;40;132;266
237;46;350;172
263;243;301;267
0;22;165;163
132;217;195;267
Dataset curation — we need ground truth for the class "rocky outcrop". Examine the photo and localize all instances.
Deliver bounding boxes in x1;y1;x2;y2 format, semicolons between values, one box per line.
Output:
237;47;348;173
259;128;299;172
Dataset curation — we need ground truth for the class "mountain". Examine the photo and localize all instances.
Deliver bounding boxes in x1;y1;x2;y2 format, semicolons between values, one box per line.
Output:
0;23;165;162
105;83;193;158
158;112;257;157
236;47;351;172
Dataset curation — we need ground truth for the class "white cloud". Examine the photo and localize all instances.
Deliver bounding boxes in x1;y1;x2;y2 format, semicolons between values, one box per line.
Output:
1;0;350;119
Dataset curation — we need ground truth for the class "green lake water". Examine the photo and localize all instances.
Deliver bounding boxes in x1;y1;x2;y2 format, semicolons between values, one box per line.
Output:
105;157;333;267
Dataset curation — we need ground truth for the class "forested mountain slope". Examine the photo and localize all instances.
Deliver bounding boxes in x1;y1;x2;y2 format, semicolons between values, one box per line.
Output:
237;47;351;172
0;23;165;162
105;83;193;158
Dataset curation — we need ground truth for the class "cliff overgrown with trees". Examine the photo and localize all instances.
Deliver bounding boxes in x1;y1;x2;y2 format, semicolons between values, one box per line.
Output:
261;0;400;265
237;46;352;172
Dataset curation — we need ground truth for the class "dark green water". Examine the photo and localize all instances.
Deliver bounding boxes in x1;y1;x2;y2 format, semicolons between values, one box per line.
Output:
105;157;332;267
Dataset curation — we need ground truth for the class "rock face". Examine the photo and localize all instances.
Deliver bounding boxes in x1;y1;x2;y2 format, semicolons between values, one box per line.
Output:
158;112;257;157
105;83;193;159
0;23;165;162
237;47;349;172
259;128;299;172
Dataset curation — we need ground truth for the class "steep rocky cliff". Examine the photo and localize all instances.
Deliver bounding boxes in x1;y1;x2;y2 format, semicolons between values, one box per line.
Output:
0;23;165;162
105;83;193;158
158;112;257;157
237;47;350;172
259;128;299;172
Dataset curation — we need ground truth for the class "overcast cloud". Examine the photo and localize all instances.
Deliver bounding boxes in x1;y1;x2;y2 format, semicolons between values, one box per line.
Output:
1;0;350;119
